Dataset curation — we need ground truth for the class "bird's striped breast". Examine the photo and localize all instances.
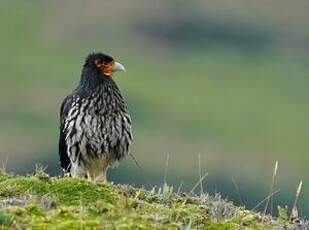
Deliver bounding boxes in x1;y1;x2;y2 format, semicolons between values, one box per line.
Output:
64;85;133;168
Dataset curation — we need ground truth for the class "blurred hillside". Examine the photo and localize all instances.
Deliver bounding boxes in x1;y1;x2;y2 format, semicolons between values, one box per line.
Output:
0;1;308;214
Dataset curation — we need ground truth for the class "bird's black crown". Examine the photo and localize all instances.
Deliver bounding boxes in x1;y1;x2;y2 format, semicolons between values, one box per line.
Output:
84;52;114;67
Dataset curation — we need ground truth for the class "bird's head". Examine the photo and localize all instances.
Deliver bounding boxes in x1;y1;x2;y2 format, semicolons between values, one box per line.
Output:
83;52;126;78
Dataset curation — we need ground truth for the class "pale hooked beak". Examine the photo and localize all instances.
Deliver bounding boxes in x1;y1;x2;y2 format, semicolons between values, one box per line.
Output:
113;62;126;72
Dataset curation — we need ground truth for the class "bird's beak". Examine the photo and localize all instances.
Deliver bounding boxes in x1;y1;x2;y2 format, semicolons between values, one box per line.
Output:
113;62;126;72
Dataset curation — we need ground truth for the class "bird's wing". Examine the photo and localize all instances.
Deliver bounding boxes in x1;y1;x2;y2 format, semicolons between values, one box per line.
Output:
58;94;75;173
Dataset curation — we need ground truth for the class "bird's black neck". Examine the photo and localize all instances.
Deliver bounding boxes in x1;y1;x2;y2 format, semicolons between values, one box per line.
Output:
78;66;115;93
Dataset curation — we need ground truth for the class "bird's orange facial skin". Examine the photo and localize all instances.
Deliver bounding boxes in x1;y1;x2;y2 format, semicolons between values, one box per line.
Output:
94;59;114;77
102;62;114;76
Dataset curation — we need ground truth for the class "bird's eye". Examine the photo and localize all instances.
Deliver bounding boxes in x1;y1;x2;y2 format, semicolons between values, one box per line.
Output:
94;59;102;68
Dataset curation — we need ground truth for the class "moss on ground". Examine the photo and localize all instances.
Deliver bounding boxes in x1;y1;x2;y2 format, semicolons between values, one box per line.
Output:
50;177;115;206
0;171;9;183
0;171;306;229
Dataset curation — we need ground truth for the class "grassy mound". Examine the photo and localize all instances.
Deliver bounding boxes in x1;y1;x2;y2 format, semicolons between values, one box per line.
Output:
0;171;307;229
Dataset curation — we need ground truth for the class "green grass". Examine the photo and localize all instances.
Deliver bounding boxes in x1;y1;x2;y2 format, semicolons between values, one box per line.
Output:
1;171;303;229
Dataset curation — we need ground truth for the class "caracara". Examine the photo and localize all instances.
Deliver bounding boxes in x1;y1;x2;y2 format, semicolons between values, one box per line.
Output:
58;52;133;182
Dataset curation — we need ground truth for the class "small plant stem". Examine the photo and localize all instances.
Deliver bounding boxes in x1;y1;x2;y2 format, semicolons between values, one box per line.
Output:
163;153;170;184
252;189;280;211
198;154;204;195
129;153;152;188
190;172;208;193
289;180;303;221
262;160;278;223
231;176;244;206
177;181;184;194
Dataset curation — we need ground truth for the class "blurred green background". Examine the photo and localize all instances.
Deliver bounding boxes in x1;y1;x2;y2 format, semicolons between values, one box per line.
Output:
0;1;308;215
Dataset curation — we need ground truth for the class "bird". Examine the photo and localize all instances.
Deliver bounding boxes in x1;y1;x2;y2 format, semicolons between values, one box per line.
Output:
58;52;133;182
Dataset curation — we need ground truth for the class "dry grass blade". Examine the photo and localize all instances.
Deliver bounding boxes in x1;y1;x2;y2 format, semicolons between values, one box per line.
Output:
190;172;208;193
1;156;9;172
262;160;278;222
163;153;170;184
129;153;152;188
231;176;244;206
177;181;184;194
252;189;280;211
289;180;303;221
198;154;204;195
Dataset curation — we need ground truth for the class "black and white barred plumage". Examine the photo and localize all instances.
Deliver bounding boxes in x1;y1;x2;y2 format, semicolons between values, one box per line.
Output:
59;52;133;182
